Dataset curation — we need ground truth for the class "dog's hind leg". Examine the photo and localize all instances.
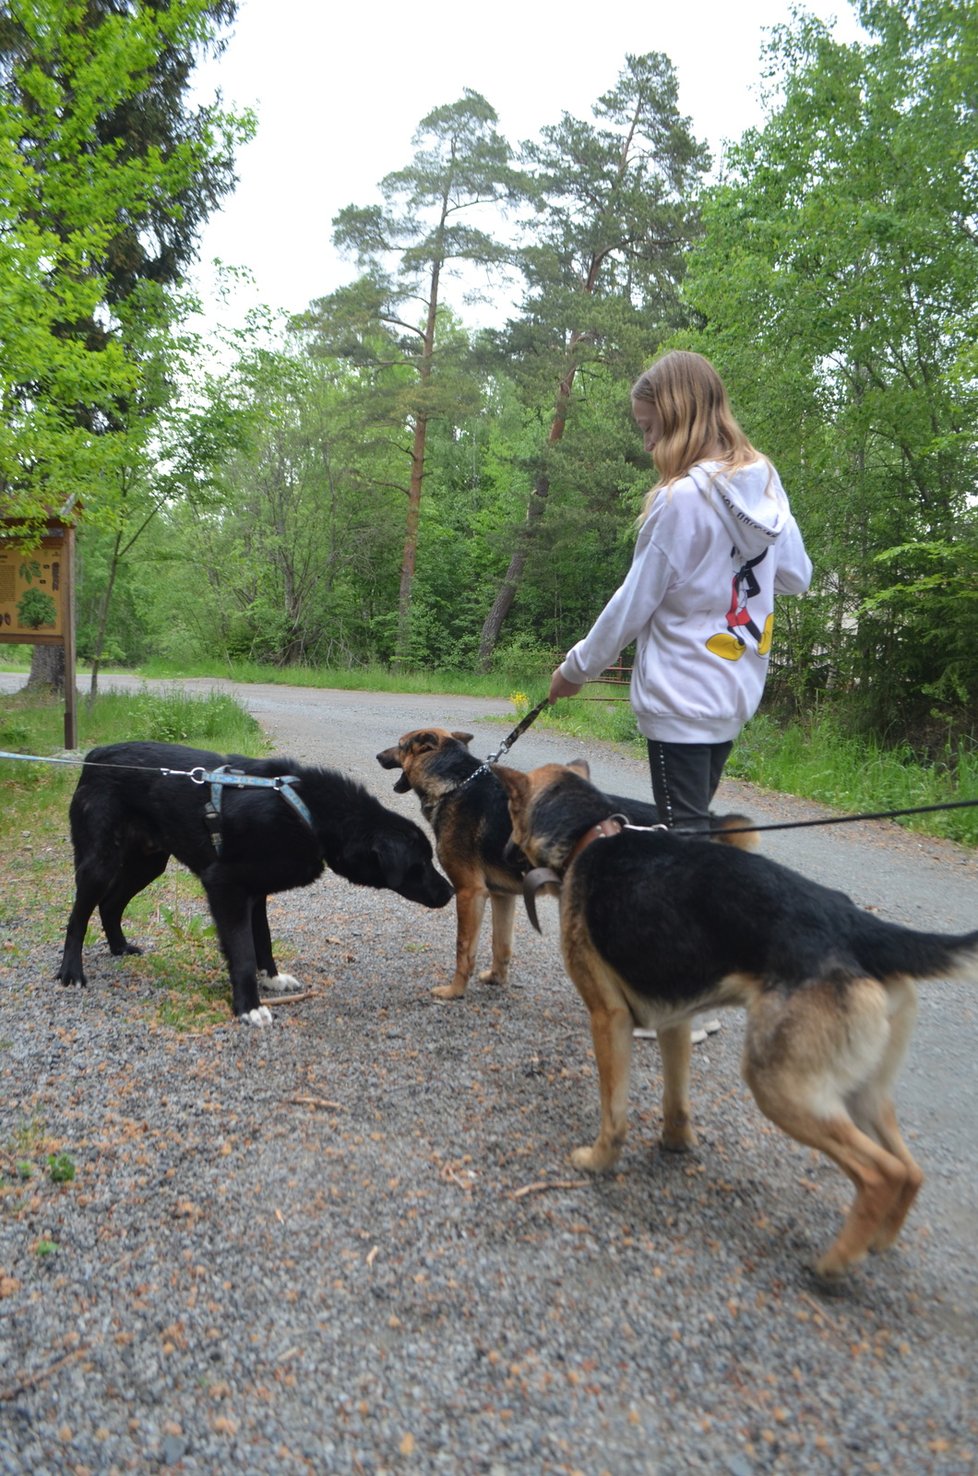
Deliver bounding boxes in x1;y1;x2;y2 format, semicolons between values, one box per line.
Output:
477;892;517;988
57;852;129;985
656;1022;698;1152
744;981;914;1276
97;847;168;956
204;884;270;1025
847;980;923;1252
434;885;488;1000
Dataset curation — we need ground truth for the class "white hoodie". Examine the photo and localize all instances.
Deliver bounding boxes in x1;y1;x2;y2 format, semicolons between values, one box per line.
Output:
560;458;812;743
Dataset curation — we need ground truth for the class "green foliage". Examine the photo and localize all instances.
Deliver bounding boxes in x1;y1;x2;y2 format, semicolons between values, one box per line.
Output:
729;711;978;847
678;0;978;738
0;0;251;531
13;19;971;763
47;1152;75;1184
476;52;712;665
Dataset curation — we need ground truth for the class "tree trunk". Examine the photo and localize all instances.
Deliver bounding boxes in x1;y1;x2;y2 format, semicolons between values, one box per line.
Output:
88;528;123;700
478;351;581;670
394;413;428;663
25;644;65;695
478;472;550;669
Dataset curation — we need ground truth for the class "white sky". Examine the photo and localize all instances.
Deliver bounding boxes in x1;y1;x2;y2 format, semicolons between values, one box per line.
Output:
189;0;866;338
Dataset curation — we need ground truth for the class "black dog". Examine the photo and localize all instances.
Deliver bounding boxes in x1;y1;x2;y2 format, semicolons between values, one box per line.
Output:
57;741;453;1024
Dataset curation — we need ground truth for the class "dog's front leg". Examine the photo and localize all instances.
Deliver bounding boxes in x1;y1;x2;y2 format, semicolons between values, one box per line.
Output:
656;1022;698;1151
572;1002;634;1173
252;897;302;995
433;886;487;1000
477;892;516;987
206;884;271;1026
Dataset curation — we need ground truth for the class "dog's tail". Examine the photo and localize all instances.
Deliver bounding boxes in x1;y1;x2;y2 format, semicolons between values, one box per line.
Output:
867;922;978;988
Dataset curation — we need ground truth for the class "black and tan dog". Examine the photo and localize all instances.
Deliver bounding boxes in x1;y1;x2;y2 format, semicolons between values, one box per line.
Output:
57;741;452;1024
377;727;753;1000
494;759;978;1277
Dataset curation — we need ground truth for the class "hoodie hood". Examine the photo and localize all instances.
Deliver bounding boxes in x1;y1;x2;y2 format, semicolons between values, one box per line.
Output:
692;459;790;561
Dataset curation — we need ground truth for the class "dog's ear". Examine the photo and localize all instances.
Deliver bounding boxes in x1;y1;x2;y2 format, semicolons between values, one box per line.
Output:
492;764;530;812
450;731;474;747
564;758;590;780
411;731;442;755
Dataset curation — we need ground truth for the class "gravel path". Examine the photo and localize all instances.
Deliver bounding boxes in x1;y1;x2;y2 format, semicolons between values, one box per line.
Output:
1;677;976;1475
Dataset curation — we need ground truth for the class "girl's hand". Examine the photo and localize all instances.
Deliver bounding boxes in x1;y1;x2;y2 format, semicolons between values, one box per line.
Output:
549;667;583;703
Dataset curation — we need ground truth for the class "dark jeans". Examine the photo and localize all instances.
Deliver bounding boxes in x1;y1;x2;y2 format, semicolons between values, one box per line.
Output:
646;739;734;833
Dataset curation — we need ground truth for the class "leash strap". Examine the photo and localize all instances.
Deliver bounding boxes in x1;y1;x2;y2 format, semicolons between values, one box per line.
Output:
0;749;80;766
487;698;549;764
1;747;975;835
681;795;978;839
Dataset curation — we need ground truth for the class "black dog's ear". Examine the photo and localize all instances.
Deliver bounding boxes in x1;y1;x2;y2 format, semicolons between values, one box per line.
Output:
451;731;474;747
565;758;591;780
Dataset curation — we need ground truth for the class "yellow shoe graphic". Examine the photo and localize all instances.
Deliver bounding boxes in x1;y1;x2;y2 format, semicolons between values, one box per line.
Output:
706;632;745;661
757;614;774;656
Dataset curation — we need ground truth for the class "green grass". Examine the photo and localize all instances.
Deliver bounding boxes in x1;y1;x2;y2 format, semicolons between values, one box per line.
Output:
727;712;978;847
138;655;535;701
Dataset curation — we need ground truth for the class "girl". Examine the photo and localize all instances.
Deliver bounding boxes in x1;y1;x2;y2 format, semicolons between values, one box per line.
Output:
549;350;812;1035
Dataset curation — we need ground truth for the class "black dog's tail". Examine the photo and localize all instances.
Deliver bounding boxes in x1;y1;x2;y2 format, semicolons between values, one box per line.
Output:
866;922;978;988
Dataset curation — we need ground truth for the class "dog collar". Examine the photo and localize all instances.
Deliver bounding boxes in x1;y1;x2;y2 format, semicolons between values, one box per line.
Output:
522;817;624;934
565;816;624;868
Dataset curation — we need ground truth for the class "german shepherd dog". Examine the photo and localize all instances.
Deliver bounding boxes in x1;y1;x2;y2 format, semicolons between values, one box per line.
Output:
376;728;753;1000
57;741;453;1024
494;759;978;1277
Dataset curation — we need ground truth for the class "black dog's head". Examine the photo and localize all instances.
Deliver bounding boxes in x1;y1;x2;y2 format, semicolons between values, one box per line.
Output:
341;811;453;909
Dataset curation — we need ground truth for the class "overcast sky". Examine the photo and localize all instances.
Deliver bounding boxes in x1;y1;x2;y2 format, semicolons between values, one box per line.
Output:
188;0;865;337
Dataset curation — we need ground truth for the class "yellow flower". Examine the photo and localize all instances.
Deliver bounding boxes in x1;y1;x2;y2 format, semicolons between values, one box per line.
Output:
510;690;528;714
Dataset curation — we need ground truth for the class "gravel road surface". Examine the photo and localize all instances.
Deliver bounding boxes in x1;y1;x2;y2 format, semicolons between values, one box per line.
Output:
1;676;976;1475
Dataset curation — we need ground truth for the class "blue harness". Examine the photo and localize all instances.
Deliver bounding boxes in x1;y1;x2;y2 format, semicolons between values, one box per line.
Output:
195;765;315;856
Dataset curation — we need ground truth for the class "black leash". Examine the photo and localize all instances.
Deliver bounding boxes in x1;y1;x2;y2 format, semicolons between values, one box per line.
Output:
486;698;550;764
3;739;976;835
672;796;978;839
452;697;551;795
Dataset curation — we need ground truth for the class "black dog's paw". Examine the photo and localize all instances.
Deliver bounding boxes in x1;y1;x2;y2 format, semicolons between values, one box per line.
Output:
238;1004;273;1027
55;969;87;988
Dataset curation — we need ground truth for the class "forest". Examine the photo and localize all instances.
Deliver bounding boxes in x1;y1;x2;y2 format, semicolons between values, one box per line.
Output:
1;0;976;752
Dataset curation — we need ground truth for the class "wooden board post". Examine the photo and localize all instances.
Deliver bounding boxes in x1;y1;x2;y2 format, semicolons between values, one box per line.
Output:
0;513;79;748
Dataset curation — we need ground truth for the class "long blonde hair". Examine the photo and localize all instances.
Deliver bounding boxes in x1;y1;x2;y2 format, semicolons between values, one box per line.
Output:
633;350;765;520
